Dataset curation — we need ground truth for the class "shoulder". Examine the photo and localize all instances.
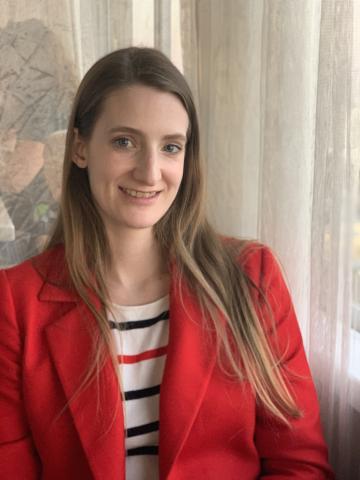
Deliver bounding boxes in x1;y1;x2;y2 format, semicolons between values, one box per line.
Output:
0;244;67;299
221;236;285;289
221;237;293;324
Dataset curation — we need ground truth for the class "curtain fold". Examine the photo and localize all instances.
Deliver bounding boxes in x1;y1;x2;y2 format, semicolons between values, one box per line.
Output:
181;0;263;239
154;0;171;56
70;0;133;76
258;0;321;343
310;1;354;475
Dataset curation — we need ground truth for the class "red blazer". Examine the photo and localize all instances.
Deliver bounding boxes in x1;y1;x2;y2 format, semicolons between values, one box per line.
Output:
0;244;334;479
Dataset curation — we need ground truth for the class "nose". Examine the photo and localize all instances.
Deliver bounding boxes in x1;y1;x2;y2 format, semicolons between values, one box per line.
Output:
133;146;162;186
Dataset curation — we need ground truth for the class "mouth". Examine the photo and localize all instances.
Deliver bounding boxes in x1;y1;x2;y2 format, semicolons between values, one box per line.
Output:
119;186;161;199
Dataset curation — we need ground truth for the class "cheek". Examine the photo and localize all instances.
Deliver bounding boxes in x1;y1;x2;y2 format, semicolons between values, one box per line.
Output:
176;168;185;190
87;157;116;187
167;161;185;188
86;166;113;205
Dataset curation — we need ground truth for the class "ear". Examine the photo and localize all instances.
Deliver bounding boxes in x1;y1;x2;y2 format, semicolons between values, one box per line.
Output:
72;128;88;168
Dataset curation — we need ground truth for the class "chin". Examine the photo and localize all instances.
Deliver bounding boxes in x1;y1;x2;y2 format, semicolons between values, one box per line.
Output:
123;213;166;229
124;221;159;230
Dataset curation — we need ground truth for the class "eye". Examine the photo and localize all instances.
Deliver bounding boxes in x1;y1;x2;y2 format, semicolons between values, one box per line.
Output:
113;137;134;148
163;144;182;154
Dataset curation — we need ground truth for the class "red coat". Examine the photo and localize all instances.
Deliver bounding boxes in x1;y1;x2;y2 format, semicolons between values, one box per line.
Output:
0;244;334;479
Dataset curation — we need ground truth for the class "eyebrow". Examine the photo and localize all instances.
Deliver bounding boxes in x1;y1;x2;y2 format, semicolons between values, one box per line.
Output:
108;126;187;142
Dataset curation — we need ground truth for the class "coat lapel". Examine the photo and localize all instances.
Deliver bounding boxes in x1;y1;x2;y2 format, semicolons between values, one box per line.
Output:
159;271;218;479
35;248;125;480
35;246;218;480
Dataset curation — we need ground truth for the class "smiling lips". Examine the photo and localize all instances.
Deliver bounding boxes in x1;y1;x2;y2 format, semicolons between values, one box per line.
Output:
120;186;160;198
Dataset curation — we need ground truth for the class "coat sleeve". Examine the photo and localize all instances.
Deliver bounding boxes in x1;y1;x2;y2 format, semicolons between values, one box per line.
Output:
243;246;335;479
0;270;41;478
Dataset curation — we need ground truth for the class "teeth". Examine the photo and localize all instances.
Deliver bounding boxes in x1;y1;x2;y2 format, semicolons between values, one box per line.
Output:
122;187;158;198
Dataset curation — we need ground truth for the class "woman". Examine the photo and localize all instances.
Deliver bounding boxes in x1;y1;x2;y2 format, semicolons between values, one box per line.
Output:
0;47;334;479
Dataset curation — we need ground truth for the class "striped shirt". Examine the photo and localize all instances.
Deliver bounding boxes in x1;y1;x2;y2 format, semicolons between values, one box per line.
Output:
108;294;170;480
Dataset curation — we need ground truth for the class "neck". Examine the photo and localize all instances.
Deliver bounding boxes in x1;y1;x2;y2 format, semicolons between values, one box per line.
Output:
104;227;169;297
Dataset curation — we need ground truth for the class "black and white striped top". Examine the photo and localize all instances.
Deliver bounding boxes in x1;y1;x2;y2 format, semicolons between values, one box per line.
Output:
108;294;170;480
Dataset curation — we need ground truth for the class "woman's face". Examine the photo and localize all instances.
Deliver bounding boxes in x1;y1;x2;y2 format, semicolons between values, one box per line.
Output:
73;85;189;236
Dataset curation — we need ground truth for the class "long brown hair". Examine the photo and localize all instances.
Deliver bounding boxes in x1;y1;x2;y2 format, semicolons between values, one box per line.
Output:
47;46;300;425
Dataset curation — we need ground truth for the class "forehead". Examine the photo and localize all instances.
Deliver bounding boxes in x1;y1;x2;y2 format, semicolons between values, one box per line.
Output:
96;85;189;135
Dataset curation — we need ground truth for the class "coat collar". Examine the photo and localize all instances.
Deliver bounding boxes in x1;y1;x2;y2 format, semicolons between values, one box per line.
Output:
35;245;218;480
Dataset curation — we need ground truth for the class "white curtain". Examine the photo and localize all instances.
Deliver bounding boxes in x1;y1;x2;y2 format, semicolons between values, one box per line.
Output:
181;0;359;478
0;0;359;477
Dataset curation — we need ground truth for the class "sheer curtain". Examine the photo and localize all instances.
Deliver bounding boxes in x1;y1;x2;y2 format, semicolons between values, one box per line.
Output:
0;0;358;477
181;0;359;478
